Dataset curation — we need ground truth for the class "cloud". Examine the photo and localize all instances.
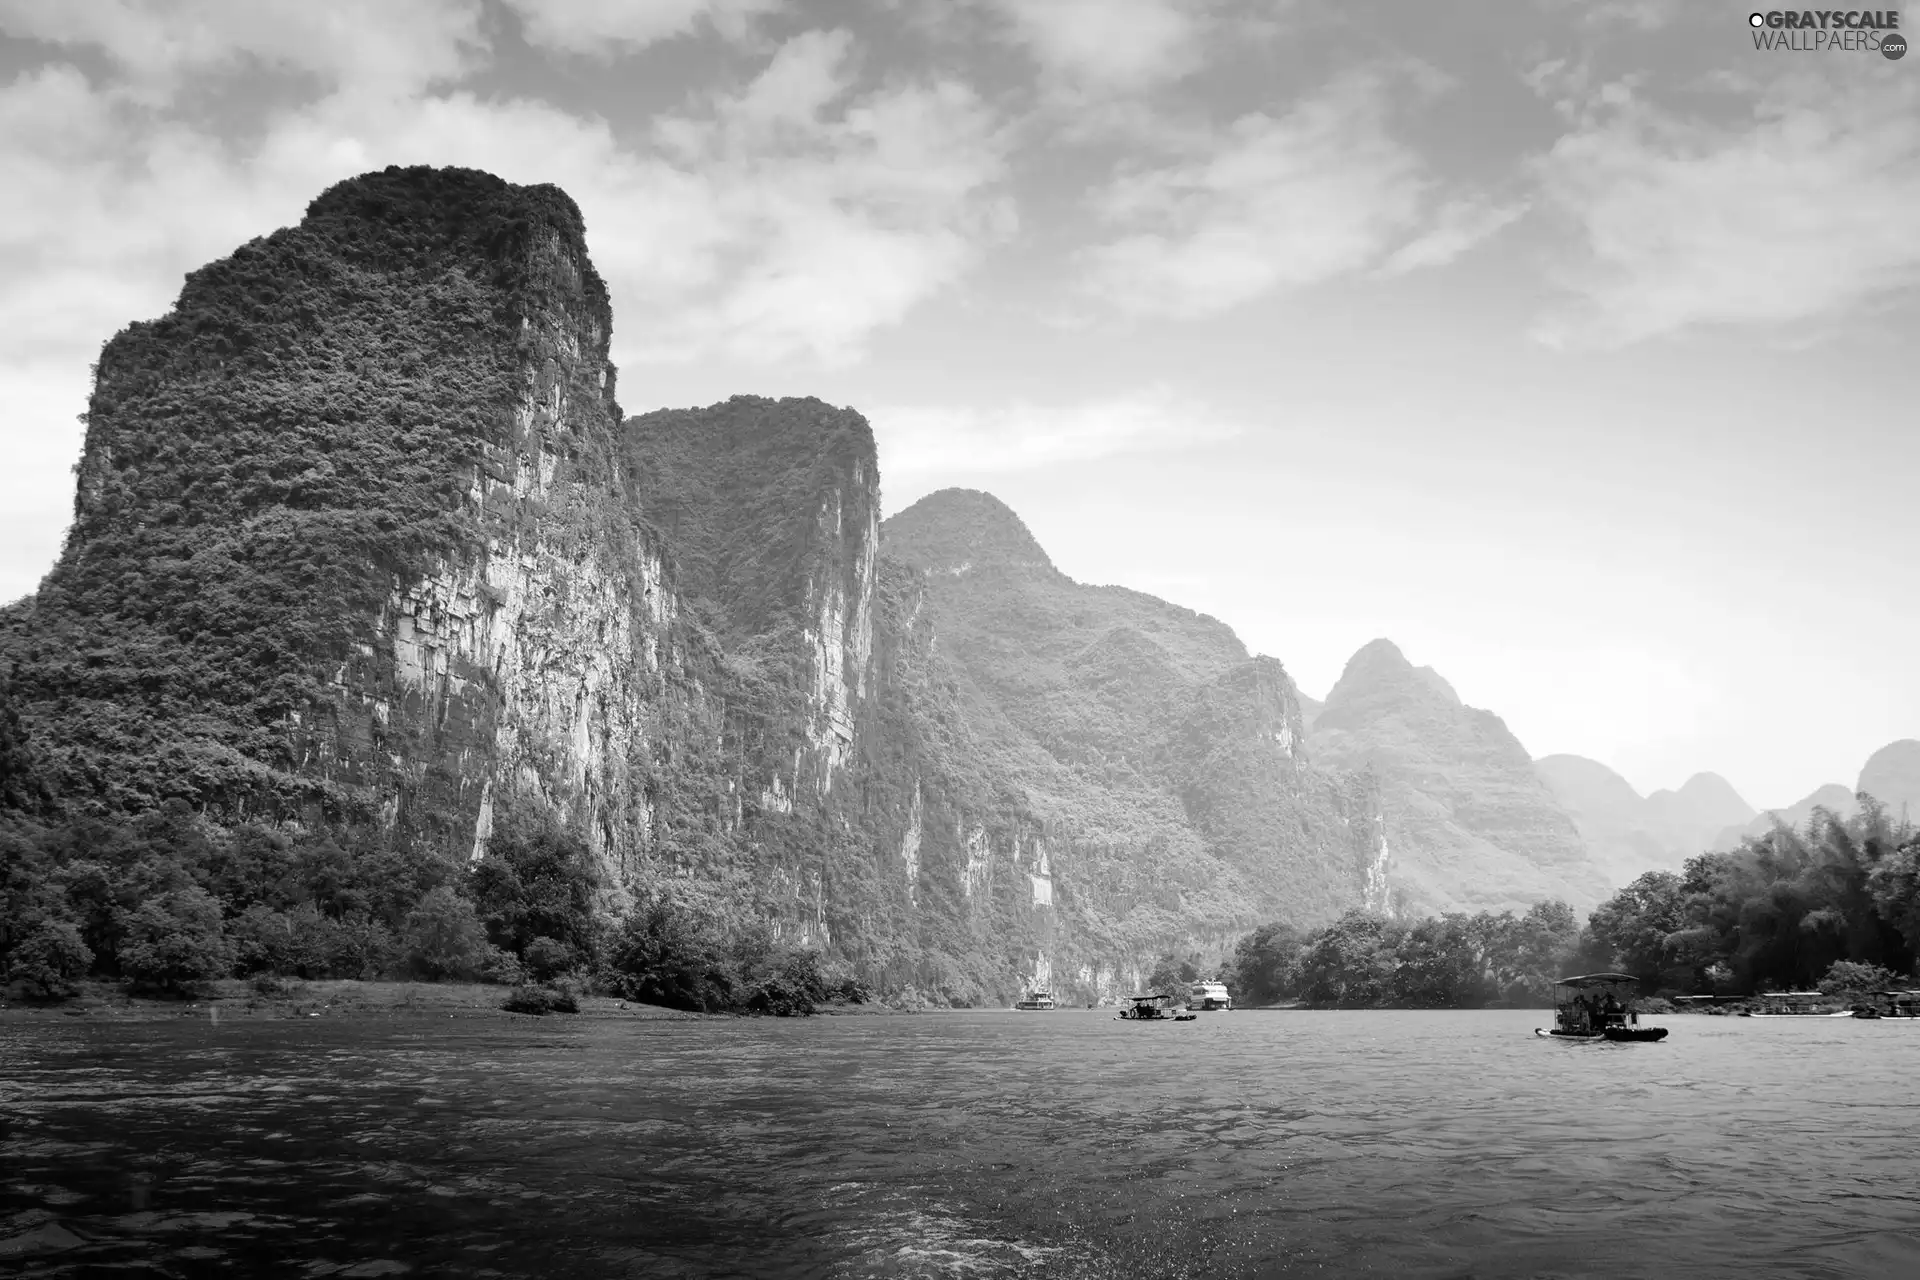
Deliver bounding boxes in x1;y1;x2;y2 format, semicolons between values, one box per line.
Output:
0;0;486;96
500;0;781;55
984;0;1207;91
0;16;1018;601
1075;69;1431;318
1532;71;1920;347
870;384;1242;484
1375;197;1529;277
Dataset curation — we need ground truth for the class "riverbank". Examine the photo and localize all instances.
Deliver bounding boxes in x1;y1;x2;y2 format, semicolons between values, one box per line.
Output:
0;978;888;1024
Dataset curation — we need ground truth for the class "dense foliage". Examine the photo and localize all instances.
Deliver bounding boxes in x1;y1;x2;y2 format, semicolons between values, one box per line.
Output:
1230;900;1586;1008
0;795;868;1012
1228;801;1920;1006
0;165;607;820
1581;801;1918;994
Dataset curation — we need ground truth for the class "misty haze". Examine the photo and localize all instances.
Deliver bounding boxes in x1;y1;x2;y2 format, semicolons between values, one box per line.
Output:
2;3;1916;1278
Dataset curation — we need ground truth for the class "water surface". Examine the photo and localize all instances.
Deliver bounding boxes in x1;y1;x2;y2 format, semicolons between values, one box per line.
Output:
4;1008;1916;1277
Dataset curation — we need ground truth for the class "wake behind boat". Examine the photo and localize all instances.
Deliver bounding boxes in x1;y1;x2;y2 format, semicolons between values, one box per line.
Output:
1535;973;1668;1043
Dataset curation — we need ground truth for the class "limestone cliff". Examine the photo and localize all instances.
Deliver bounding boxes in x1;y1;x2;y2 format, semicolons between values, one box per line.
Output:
0;166;1392;1005
0;167;741;907
877;489;1392;995
1310;639;1611;914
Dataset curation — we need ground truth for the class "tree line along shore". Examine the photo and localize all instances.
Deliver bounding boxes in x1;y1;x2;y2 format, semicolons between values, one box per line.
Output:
5;775;1915;1017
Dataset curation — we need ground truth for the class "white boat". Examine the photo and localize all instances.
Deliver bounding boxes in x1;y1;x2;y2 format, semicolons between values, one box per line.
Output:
1014;989;1057;1011
1186;980;1232;1012
1741;991;1851;1017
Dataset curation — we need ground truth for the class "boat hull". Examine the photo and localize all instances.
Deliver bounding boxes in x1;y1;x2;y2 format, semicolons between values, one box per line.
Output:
1535;1027;1669;1042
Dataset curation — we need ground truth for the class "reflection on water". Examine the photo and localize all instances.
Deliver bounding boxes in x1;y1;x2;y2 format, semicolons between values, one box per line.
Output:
3;1009;1918;1278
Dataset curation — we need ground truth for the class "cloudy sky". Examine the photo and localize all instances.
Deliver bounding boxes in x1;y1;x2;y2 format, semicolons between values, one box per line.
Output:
1;0;1915;810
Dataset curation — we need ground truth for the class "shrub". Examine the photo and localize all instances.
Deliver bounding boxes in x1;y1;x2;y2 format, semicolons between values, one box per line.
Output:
739;947;828;1017
522;935;576;983
7;917;93;998
502;984;578;1015
602;896;736;1013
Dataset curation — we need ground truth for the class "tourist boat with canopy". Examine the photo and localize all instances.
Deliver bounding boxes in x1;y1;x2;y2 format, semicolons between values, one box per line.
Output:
1535;973;1668;1042
1741;990;1856;1017
1117;993;1196;1022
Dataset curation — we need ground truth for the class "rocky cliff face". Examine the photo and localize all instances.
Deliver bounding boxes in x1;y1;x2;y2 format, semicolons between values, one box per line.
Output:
0;166;729;896
1309;639;1612;914
0;167;1392;1005
878;490;1391;993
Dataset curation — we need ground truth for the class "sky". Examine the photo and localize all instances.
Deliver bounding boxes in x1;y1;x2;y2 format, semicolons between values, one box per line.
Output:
0;0;1915;811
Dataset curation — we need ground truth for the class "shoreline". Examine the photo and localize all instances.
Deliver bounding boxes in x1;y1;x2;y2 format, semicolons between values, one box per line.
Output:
0;979;895;1024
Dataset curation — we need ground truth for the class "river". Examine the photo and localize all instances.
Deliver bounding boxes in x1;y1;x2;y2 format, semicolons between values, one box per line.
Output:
3;1007;1916;1278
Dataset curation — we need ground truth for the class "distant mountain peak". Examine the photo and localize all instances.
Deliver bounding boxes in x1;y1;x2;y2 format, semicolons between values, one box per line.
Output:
1328;638;1459;707
1859;739;1920;820
882;488;1055;575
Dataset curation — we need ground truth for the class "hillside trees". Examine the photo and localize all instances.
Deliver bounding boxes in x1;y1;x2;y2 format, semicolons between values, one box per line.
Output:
1228;901;1584;1008
1579;800;1917;994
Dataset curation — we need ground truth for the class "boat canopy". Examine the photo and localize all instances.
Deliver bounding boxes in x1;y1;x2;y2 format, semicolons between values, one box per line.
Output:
1554;973;1640;989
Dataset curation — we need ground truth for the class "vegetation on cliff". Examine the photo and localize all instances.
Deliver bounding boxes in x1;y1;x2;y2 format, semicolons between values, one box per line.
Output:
0;166;613;823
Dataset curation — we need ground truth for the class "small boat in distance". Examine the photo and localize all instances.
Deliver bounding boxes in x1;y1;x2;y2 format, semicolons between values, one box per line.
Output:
1741;991;1854;1017
1535;973;1669;1042
1117;993;1196;1022
1187;980;1233;1012
1014;989;1057;1011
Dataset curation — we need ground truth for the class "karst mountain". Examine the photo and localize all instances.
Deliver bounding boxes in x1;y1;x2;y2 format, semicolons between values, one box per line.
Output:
1;165;1906;1001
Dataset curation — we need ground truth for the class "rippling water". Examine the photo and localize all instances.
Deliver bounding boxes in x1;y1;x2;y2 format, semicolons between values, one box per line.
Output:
3;1008;1917;1278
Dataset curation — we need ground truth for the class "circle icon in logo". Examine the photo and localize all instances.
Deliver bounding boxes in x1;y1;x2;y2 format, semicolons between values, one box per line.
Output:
1748;12;1765;26
1884;33;1908;59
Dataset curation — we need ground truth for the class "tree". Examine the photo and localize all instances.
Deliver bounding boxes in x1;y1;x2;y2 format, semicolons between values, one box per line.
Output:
7;917;92;998
403;886;496;981
118;887;234;993
1586;872;1688;987
1817;959;1899;1000
603;895;736;1013
1295;912;1405;1008
1230;921;1305;1005
469;810;602;964
1146;952;1200;995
